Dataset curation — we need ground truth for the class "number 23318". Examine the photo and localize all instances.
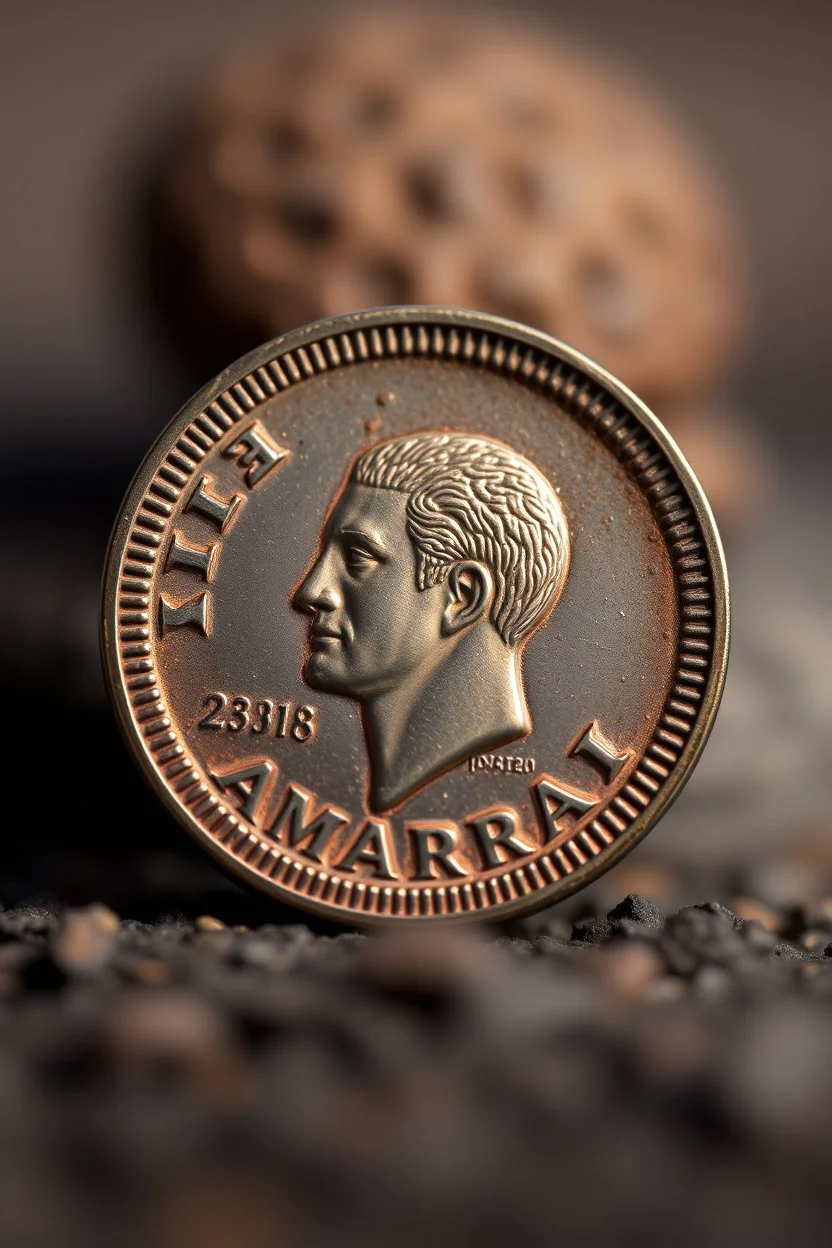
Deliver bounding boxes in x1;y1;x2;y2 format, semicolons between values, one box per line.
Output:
198;693;316;741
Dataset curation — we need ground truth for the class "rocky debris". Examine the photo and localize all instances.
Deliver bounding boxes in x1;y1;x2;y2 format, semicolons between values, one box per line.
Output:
52;902;120;974
0;892;829;1247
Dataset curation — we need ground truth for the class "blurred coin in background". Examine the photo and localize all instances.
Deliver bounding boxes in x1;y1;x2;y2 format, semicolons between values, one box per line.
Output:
143;9;755;521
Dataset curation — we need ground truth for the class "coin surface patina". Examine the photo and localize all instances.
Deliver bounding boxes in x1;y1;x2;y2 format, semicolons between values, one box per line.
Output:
102;309;728;924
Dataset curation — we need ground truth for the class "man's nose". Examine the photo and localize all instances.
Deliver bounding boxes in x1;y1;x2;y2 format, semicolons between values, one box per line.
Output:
293;552;338;614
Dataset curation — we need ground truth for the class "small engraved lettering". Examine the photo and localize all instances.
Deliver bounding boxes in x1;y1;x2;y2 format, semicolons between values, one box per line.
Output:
266;783;349;862
210;760;276;823
335;818;397;879
165;532;219;581
159;592;210;637
186;474;243;532
291;705;315;741
408;821;466;880
469;753;535;774
466;806;531;869
251;700;273;735
532;774;597;840
570;721;631;782
226;697;251;733
224;422;290;487
198;692;227;729
196;693;317;741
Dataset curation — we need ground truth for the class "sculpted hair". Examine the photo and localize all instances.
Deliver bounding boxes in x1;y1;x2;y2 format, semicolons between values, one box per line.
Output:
352;432;570;645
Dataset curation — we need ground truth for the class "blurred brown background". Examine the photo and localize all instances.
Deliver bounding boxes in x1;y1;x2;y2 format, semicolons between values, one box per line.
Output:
2;0;830;458
1;0;830;904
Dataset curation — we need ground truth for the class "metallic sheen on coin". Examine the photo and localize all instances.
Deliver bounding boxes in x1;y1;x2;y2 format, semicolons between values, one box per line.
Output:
102;309;728;924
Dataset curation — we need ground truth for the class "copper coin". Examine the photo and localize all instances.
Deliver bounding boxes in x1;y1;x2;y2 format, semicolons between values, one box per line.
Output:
102;308;728;925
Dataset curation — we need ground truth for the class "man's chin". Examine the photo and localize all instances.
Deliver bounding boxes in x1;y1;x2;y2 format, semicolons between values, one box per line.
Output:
302;654;349;693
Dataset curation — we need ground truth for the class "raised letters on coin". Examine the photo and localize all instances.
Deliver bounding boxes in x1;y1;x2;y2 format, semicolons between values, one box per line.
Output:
102;309;729;925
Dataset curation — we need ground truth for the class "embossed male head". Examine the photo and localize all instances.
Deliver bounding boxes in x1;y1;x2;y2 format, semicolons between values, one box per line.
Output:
294;431;570;808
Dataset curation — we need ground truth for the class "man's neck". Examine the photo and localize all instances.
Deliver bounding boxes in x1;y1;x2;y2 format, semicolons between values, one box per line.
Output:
361;628;529;812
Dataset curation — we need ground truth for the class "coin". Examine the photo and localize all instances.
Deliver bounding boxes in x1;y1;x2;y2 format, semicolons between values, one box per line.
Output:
102;308;728;925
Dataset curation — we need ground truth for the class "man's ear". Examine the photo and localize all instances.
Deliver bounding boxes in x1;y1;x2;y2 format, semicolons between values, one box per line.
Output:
440;562;494;637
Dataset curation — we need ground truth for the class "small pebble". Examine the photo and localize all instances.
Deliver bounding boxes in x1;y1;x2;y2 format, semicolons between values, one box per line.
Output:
195;915;226;933
52;904;120;975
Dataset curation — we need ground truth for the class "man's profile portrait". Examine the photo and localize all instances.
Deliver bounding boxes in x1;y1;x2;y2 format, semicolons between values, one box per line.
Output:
293;431;570;812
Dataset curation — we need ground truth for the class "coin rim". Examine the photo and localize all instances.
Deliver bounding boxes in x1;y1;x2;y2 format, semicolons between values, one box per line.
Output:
101;306;729;925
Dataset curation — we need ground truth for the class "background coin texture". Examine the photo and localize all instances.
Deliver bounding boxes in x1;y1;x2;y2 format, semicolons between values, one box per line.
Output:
102;309;728;925
153;11;742;412
145;8;754;529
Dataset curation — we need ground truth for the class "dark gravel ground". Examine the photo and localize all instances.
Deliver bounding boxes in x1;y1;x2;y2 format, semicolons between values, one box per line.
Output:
1;871;830;1248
